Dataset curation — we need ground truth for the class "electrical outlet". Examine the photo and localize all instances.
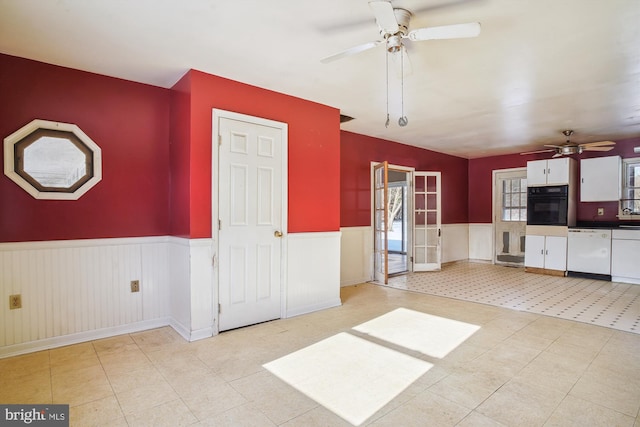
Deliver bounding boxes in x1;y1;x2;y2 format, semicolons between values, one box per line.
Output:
130;280;140;293
9;294;22;309
597;207;604;216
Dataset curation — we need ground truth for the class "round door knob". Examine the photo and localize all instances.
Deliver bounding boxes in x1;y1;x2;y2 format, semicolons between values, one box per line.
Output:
274;231;283;237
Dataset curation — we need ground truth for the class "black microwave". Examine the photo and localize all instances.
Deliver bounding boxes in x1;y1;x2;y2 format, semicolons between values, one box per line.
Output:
527;185;569;226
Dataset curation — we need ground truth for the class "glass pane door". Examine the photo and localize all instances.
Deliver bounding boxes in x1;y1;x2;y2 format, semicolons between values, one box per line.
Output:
413;172;441;271
373;162;389;283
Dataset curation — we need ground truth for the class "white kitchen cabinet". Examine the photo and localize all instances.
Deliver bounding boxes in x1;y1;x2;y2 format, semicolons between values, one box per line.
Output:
580;155;621;202
527;158;575;186
611;229;640;284
525;234;567;271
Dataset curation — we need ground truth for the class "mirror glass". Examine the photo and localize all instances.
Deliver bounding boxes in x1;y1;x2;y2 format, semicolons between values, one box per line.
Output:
4;119;102;200
23;136;87;188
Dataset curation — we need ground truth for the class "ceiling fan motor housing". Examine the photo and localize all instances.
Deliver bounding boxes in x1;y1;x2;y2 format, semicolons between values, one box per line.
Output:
382;8;411;53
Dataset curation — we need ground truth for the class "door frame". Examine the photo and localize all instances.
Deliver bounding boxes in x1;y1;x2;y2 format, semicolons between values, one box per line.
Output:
212;109;288;333
370;162;415;280
492;167;527;266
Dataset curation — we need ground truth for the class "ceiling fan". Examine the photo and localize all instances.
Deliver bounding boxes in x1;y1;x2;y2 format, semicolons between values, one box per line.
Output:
521;130;616;157
320;1;481;64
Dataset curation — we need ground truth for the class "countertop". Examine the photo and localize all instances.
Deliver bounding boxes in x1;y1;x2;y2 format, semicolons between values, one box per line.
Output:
572;221;640;229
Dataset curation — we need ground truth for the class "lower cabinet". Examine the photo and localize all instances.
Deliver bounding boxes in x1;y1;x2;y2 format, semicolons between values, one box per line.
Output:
525;235;567;272
611;229;640;284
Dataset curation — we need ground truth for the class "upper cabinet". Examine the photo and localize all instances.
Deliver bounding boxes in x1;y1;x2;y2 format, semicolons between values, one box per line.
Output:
580;155;621;202
527;158;576;186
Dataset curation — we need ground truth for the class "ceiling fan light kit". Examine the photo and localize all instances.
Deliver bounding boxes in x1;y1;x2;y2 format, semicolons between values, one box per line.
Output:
321;0;481;129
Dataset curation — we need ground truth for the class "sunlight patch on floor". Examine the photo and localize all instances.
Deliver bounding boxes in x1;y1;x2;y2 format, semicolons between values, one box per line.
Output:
263;332;433;426
263;308;481;425
353;307;481;359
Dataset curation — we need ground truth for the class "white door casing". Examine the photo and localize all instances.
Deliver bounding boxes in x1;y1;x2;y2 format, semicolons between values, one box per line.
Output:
213;110;287;332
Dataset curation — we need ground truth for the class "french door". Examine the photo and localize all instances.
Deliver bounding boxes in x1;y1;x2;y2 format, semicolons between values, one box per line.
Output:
413;172;442;271
373;165;441;283
373;162;389;283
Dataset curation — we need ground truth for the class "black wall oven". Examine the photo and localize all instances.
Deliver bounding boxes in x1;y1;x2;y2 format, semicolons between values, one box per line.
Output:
527;185;569;226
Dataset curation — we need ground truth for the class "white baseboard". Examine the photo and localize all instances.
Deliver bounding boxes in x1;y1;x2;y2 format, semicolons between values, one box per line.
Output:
0;317;171;359
286;298;342;318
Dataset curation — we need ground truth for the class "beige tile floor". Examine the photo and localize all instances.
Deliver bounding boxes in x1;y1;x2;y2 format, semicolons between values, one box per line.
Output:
1;273;639;426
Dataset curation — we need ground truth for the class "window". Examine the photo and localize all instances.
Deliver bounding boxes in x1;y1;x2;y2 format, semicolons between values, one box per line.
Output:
502;177;527;221
620;157;640;218
4;119;102;200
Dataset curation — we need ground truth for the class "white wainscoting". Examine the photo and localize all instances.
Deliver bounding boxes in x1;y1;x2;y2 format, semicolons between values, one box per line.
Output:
286;231;342;317
167;237;215;342
0;237;172;358
441;224;470;264
340;226;373;287
340;224;472;286
469;223;494;262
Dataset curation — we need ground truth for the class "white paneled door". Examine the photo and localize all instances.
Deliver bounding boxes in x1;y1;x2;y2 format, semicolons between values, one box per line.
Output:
216;113;286;332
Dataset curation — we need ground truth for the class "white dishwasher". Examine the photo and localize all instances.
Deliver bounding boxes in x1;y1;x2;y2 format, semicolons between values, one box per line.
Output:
567;228;612;279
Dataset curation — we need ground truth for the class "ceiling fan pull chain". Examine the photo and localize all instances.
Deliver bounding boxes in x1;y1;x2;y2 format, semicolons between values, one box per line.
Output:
385;49;390;127
398;46;408;127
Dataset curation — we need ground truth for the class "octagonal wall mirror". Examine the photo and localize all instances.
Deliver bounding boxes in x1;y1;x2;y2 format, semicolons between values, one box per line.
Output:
4;119;102;200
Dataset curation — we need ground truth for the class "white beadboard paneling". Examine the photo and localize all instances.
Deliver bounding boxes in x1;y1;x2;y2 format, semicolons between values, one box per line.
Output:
167;237;214;342
286;231;342;318
340;226;373;286
469;223;494;262
167;237;192;341
441;224;469;264
0;237;171;357
189;239;214;340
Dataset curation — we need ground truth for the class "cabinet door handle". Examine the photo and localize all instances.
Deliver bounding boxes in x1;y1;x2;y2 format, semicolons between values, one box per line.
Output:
545;250;549;255
541;249;544;255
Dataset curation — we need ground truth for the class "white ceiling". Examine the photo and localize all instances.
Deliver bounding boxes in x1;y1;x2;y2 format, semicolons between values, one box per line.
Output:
1;0;639;158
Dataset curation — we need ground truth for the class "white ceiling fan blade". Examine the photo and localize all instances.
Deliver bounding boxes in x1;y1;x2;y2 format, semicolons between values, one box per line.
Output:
408;22;481;41
520;149;555;155
320;40;382;63
583;146;615;152
369;1;399;34
581;140;616;147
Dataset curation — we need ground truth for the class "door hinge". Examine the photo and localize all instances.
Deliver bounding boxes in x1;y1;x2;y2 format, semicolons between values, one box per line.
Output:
218;219;222;230
410;256;414;262
212;254;216;267
218;303;221;314
218;134;222;146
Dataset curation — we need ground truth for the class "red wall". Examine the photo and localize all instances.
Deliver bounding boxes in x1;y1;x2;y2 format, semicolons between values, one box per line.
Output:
0;54;171;242
341;131;468;226
170;70;341;238
468;137;640;224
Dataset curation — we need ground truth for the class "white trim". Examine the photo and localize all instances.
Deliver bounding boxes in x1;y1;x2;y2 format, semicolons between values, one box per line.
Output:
211;109;288;333
0;318;170;359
